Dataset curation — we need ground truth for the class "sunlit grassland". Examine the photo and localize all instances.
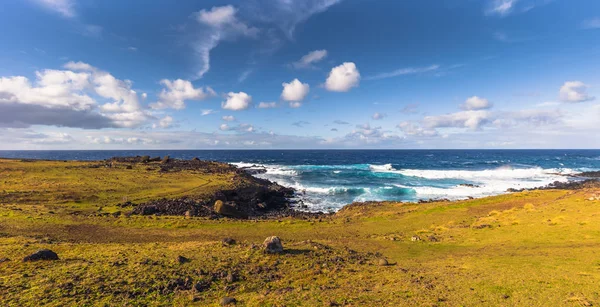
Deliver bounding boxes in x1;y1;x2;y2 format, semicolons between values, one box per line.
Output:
0;159;599;306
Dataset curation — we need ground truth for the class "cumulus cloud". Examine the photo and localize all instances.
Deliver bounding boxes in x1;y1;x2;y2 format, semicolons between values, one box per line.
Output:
397;121;439;137
257;101;277;109
222;92;252;110
371;112;386;120
289;102;302;108
460;96;493;110
193;5;259;78
365;65;439;81
343;123;402;144
0;62;150;128
325;62;360;92
281;78;310;102
222;115;235;121
423;110;492;130
153;115;174;129
292;50;328;69
559;81;595;103
150;79;215;110
201;109;216;116
220;123;254;132
493;109;563;127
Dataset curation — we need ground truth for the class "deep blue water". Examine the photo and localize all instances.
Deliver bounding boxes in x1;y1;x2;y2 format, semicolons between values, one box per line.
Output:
2;150;599;211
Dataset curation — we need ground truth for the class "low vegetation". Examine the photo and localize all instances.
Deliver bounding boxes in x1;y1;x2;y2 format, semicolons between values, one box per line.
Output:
0;158;599;306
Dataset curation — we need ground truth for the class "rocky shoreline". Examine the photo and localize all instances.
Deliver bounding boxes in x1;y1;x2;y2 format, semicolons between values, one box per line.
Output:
106;156;328;220
103;156;600;219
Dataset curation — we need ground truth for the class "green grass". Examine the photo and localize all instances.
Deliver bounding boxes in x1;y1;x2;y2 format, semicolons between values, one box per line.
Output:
1;159;599;306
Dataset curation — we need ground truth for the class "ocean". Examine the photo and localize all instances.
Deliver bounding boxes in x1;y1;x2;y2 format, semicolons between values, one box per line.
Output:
1;150;599;211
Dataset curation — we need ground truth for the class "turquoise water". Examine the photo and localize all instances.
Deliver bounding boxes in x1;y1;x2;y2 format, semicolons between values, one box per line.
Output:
2;150;599;211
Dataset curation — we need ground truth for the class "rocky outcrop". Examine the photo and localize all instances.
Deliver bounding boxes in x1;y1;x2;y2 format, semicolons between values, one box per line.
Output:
23;249;59;261
128;157;296;219
263;236;284;254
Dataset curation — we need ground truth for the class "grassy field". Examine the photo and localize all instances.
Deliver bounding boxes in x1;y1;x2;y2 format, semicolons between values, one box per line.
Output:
0;158;599;306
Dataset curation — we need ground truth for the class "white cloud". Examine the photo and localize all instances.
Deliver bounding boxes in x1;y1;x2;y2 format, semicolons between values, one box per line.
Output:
220;123;254;132
238;69;252;83
343;123;402;144
372;112;386;120
281;78;310;102
423;110;492;130
254;0;343;39
493;109;563;128
289;102;302;108
460;96;493;110
292;50;328;69
222;92;252;111
487;0;518;16
32;0;76;18
193;5;259;78
222;115;235;121
0;62;149;128
559;81;595;103
582;18;600;29
150;79;215;110
153;115;174;129
365;65;439;81
201;109;216;116
325;62;360;92
257;101;277;109
397;121;439;137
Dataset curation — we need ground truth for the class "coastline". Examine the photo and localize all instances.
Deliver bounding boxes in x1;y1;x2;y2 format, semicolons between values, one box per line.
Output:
1;157;600;305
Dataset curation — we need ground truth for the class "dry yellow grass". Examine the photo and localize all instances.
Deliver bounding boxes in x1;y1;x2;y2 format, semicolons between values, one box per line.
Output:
1;159;599;306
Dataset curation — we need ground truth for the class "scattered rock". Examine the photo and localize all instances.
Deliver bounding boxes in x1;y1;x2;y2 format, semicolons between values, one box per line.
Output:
377;258;389;266
23;249;59;262
125;165;133;170
225;272;237;283
161;155;170;164
473;224;492;229
112;211;122;217
220;297;237;306
222;238;236;246
166;277;192;292
459;183;480;188
192;157;200;161
263;236;284;254
214;200;248;219
0;258;10;263
177;255;190;264
411;235;421;242
428;235;439;242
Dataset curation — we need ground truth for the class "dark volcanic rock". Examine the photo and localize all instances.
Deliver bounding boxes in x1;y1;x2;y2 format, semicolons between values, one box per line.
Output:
177;255;190;264
575;171;600;178
23;249;59;261
222;238;236;246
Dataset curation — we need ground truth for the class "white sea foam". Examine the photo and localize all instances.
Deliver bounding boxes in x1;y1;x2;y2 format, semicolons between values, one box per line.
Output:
369;163;395;171
390;166;576;199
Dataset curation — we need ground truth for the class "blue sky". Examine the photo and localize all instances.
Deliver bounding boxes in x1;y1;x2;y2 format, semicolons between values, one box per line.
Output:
0;0;599;149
